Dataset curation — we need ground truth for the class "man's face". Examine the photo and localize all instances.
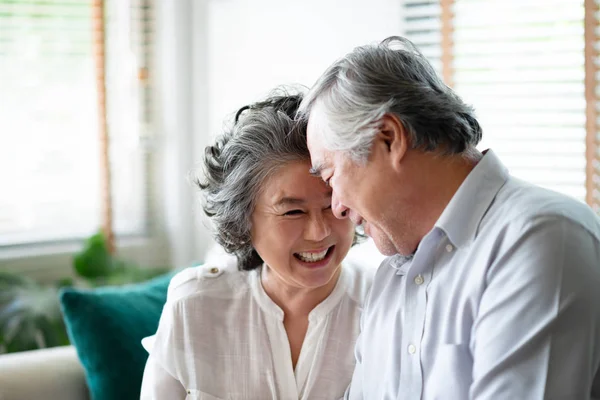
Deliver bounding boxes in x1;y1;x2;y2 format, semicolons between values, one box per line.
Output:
306;109;399;256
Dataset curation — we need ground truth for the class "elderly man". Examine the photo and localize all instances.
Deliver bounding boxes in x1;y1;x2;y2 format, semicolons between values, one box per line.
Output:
300;36;600;399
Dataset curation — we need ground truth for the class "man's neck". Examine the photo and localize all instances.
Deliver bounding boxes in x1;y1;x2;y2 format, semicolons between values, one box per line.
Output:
401;149;482;251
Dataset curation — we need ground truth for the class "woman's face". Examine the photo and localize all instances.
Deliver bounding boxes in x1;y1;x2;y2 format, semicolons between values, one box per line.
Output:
250;160;355;291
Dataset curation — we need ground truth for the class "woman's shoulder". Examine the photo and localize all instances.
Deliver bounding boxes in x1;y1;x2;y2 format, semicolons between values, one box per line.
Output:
341;258;377;306
166;254;249;304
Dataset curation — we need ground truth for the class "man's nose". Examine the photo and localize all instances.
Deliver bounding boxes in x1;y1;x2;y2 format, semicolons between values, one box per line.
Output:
331;192;349;219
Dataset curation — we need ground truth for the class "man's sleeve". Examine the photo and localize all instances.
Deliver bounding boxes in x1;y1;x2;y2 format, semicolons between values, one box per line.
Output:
471;216;600;399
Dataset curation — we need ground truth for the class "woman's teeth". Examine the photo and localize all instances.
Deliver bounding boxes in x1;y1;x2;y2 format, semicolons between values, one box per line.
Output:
296;248;329;262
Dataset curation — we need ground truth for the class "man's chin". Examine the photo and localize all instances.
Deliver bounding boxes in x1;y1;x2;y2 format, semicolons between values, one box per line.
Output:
370;232;398;256
374;245;398;257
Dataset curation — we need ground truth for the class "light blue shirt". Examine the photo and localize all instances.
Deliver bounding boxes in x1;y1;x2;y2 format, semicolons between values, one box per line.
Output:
346;150;600;400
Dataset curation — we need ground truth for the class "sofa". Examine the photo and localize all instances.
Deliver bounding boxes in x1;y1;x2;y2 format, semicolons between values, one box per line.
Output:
0;345;88;400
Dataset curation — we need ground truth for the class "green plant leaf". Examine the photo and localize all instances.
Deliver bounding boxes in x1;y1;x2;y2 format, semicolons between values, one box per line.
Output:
0;272;69;354
88;266;170;287
73;231;117;278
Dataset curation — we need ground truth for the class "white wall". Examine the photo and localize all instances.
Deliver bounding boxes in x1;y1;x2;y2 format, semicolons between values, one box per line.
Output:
205;0;404;139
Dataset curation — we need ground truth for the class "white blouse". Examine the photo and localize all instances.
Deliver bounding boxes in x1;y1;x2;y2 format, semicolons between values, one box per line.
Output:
140;258;374;400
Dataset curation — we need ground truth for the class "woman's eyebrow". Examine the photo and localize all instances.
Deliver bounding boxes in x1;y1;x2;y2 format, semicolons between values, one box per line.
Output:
273;197;306;207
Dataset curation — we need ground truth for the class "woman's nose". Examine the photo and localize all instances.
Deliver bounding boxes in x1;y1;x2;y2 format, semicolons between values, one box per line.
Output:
305;213;332;242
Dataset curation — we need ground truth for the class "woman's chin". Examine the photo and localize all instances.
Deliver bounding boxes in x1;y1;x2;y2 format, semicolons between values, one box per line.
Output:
292;257;342;289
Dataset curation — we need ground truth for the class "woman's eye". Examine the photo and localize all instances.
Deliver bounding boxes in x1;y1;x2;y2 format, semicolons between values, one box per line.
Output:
324;178;331;187
284;210;304;216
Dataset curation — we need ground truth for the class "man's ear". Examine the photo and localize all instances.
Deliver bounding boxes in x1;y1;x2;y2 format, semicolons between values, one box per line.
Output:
376;113;409;170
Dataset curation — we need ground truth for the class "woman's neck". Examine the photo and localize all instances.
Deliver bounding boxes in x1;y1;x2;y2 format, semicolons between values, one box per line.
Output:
260;266;341;317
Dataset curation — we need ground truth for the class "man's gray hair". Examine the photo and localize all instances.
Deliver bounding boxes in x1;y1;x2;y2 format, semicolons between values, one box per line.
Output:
196;89;310;271
299;36;482;162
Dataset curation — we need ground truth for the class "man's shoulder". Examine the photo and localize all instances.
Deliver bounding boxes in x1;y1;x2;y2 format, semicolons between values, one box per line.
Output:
482;177;600;240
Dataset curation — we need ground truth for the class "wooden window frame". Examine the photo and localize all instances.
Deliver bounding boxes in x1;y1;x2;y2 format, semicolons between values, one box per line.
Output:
584;0;600;212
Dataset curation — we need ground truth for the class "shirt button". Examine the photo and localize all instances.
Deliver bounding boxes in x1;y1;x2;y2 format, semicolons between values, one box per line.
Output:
209;267;220;274
414;275;424;285
446;244;454;252
408;344;416;354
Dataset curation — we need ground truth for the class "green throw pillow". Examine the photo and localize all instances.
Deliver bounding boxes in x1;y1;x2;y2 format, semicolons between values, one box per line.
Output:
59;272;175;400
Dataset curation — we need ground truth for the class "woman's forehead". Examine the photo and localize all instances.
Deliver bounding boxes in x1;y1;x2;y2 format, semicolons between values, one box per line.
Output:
259;162;331;206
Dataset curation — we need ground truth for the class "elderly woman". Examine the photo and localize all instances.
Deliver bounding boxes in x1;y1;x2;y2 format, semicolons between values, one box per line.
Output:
140;90;374;399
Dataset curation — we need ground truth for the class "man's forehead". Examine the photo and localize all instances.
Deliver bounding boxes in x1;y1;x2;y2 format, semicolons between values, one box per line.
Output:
306;132;330;174
306;107;330;160
306;113;321;147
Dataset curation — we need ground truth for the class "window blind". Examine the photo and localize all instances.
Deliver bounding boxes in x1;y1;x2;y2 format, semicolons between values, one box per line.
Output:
0;0;155;246
453;0;587;201
403;0;592;203
105;0;155;237
403;0;442;74
585;0;600;213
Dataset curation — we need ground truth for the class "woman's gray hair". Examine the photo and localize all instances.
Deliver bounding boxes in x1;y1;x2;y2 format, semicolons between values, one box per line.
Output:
298;36;482;162
196;89;310;271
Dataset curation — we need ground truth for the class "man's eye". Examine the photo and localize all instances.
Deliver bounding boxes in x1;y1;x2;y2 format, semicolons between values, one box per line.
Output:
284;210;304;216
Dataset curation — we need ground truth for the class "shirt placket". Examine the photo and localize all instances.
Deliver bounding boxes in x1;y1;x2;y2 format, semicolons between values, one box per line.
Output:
295;316;326;400
398;231;441;399
264;315;299;399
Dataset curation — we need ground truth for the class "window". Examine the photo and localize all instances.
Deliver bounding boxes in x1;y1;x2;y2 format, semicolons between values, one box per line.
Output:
402;0;600;212
0;0;155;247
403;0;442;74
